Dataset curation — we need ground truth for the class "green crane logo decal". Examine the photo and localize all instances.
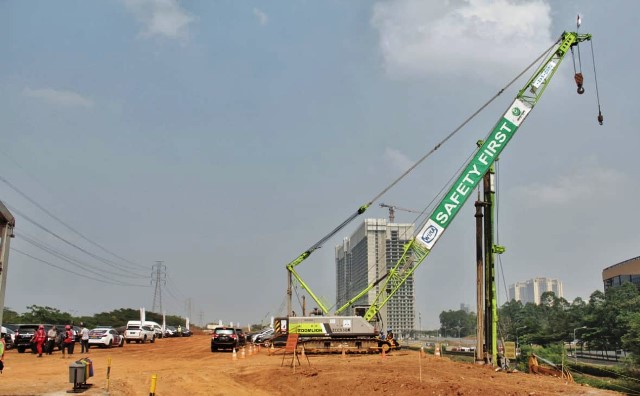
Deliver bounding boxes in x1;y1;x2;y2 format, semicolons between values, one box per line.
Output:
512;107;522;117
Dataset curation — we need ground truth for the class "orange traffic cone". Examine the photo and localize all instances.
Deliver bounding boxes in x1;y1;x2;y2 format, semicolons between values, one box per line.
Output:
435;343;441;357
240;348;246;359
341;347;346;359
232;348;237;361
381;347;387;359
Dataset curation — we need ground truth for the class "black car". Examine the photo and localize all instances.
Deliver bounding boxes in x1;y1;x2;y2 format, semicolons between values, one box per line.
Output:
210;327;238;352
181;328;192;337
14;324;53;353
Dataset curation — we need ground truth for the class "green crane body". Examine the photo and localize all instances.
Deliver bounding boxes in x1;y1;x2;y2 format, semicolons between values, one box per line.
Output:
288;31;593;323
351;31;592;322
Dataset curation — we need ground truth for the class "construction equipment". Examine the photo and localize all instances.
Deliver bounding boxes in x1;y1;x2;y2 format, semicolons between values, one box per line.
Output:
528;354;574;382
270;316;396;354
379;203;421;223
335;31;600;324
281;30;601;354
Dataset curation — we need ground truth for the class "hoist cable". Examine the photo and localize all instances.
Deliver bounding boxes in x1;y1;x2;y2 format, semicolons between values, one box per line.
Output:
304;39;560;254
590;40;603;113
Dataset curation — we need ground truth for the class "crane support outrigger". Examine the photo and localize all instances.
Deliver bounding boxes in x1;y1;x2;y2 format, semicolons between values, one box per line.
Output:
338;31;597;322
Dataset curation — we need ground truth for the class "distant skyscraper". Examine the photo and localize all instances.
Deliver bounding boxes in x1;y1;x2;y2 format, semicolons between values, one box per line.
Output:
336;219;415;335
508;278;564;305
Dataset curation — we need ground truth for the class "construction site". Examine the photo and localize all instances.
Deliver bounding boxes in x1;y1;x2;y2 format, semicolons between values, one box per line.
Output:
4;3;638;394
0;333;622;395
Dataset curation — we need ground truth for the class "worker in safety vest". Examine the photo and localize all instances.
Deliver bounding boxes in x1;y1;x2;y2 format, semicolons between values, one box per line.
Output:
31;325;47;357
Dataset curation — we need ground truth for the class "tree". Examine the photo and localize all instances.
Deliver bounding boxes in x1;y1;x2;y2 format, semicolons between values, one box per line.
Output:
439;309;476;338
20;305;73;324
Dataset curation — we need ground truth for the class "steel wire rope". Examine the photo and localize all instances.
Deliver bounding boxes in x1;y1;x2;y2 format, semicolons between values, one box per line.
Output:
300;39;561;256
590;40;604;122
166;277;188;300
294;38;561;315
0;174;148;271
5;203;149;278
494;161;510;306
11;248;149;287
328;148;477;314
16;231;146;281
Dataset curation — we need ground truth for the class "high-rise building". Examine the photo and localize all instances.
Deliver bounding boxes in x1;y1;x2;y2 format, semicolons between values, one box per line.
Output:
602;256;640;291
508;277;564;305
335;219;415;335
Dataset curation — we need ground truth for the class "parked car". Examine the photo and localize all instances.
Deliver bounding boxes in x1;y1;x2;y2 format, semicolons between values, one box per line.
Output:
252;328;274;343
1;326;15;350
181;328;192;337
262;333;288;348
235;328;246;346
14;324;53;353
88;327;124;348
164;326;177;337
210;327;238;352
124;322;155;344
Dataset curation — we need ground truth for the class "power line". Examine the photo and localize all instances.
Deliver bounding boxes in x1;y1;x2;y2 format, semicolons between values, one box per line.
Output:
0;174;147;271
17;232;144;283
5;203;148;278
12;248;149;287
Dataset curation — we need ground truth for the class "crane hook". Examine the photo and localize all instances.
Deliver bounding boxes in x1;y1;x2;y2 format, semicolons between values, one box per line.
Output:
574;73;585;94
597;110;604;125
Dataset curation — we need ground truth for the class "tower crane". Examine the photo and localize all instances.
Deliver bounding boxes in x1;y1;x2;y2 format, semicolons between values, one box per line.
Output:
379;203;421;223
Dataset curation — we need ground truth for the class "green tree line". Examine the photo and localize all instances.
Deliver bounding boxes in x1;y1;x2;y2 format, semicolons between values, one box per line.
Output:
2;305;189;329
438;282;640;365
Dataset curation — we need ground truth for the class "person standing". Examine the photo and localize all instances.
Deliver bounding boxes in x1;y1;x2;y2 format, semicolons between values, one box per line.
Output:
177;325;182;336
80;323;90;354
46;325;57;355
0;328;6;373
31;325;47;357
63;325;74;358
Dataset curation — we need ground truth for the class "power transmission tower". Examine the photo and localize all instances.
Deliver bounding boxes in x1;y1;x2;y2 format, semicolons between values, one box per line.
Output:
151;261;166;313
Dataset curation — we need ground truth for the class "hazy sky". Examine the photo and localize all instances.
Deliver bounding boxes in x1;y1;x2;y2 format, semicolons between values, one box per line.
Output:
1;0;637;329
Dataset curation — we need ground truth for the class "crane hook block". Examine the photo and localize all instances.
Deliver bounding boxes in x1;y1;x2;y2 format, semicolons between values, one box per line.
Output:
597;110;604;125
574;73;585;94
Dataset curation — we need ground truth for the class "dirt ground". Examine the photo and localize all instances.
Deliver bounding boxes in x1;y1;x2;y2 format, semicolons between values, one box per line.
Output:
0;333;622;396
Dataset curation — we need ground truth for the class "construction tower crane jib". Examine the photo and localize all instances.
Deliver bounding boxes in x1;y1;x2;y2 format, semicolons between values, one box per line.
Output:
361;31;593;322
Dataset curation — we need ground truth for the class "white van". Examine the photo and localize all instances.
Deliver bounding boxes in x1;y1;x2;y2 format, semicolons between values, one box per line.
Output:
126;320;163;340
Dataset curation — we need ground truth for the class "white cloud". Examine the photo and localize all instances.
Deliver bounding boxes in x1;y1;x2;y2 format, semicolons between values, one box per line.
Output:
23;87;94;108
371;0;553;81
253;8;269;26
123;0;194;40
384;147;414;173
512;160;627;207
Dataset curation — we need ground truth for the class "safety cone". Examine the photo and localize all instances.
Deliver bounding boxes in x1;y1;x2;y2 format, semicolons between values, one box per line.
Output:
249;344;254;355
435;343;441;357
240;348;246;359
381;347;387;359
270;344;275;355
341;347;346;359
232;348;237;361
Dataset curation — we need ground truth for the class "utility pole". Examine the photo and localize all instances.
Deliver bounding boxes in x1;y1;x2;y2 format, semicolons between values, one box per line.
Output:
151;261;166;313
0;202;15;327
